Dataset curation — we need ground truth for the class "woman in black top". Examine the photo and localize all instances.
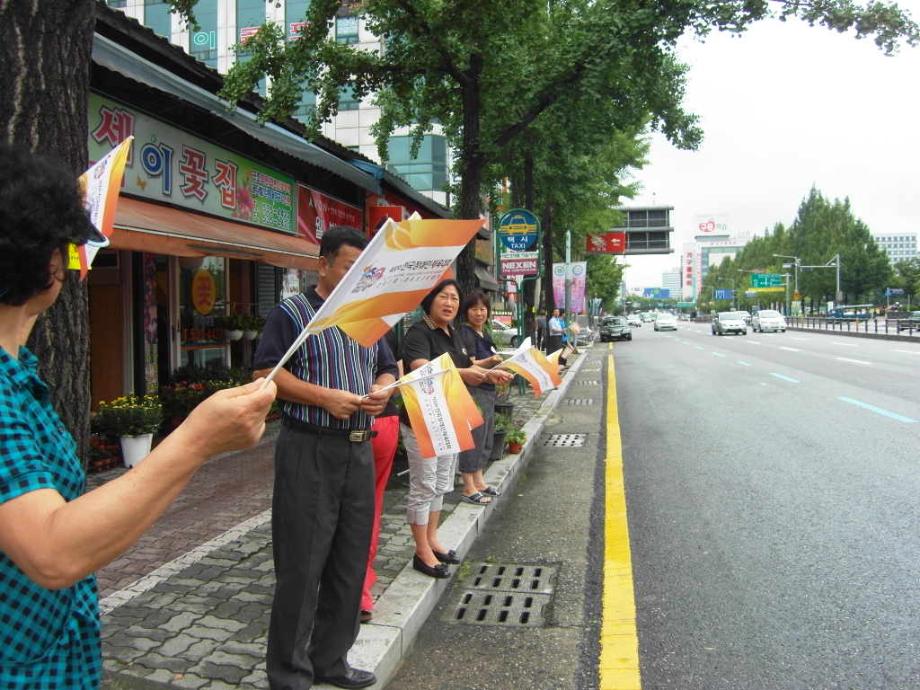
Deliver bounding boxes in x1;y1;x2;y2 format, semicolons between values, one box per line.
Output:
458;291;513;504
400;280;505;577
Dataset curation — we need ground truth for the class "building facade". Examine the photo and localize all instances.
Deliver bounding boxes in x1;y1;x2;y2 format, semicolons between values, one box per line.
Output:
661;269;681;297
105;0;450;205
873;233;918;263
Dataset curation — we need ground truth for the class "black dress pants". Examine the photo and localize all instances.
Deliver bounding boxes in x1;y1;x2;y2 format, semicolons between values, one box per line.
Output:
266;426;375;690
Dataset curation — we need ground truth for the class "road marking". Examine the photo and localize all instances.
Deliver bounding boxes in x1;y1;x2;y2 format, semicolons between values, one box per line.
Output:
600;354;642;689
895;349;920;355
770;373;800;384
779;346;801;352
835;356;872;366
737;360;752;367
712;352;726;358
744;340;762;345
790;337;808;341
695;345;705;351
832;341;858;348
837;397;917;424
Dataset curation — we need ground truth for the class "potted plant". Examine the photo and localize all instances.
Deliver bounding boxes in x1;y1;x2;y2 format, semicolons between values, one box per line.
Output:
218;314;245;341
491;413;511;462
242;314;265;341
93;394;163;468
505;427;527;455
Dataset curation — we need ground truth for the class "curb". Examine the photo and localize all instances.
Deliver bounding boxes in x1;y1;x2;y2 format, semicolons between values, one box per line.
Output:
336;351;591;689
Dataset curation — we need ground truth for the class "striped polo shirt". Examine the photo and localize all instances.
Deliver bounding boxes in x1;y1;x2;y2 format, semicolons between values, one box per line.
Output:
253;287;397;430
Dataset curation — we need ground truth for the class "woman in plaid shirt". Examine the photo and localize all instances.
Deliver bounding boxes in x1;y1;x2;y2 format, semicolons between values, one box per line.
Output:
0;145;276;688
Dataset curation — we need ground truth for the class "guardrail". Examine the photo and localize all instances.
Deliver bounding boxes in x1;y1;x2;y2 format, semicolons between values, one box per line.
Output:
784;316;920;336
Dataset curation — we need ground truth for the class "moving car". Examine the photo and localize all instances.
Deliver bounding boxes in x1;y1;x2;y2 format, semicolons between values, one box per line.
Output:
600;316;632;342
896;310;920;332
738;310;752;326
627;315;642;327
653;313;678;331
752;309;786;333
712;311;747;335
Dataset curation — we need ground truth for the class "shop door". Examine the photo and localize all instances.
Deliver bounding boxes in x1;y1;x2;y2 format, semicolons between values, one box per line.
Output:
177;256;228;371
88;250;126;408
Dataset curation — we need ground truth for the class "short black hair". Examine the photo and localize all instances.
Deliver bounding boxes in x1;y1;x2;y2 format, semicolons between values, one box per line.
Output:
461;289;491;320
320;226;367;260
0;144;96;305
421;279;462;315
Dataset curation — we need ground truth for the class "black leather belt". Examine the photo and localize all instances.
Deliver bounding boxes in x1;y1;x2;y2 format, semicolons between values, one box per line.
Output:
282;416;377;442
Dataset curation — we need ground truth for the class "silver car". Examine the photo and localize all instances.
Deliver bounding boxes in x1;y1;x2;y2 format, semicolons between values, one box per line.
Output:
653;313;678;331
712;311;747;335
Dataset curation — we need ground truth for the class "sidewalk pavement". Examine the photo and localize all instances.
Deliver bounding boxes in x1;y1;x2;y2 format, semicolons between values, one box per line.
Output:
99;352;588;689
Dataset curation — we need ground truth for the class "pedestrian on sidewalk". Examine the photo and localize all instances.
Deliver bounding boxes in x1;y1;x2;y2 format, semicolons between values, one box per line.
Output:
548;308;565;353
400;280;498;578
253;227;397;690
535;311;547;351
0;144;276;690
360;328;402;625
459;290;513;505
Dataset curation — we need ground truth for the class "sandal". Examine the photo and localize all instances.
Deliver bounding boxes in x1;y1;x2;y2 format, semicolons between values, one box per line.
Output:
481;486;501;497
461;492;492;505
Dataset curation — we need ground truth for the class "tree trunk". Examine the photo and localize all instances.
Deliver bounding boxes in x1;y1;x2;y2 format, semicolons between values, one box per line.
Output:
542;202;555;312
1;0;96;463
456;55;484;296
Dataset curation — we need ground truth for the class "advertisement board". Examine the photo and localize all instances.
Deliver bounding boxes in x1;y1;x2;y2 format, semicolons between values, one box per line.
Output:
585;232;626;254
297;185;364;244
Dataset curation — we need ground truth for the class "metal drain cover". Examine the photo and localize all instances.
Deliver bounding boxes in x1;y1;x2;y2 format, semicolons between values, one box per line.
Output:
449;563;558;627
544;433;586;447
564;398;595;406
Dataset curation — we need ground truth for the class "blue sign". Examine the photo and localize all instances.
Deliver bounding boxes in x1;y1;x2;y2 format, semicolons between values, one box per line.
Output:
498;208;540;252
642;288;671;299
885;287;905;297
714;289;735;300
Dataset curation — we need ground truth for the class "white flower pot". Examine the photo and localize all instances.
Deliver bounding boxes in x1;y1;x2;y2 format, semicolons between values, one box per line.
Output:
120;433;153;468
227;329;244;341
243;329;259;340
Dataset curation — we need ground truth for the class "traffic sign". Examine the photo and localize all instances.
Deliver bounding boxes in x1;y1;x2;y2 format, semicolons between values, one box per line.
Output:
714;289;734;300
498;208;540;252
751;273;784;288
500;252;539;277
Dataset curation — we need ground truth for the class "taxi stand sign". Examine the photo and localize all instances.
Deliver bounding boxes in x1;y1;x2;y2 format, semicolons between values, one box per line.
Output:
498;208;542;278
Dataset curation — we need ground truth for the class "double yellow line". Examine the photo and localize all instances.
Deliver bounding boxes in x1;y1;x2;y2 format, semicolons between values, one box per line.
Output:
599;344;642;689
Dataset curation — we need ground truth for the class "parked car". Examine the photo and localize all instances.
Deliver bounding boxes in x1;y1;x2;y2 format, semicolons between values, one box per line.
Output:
653;313;678;331
712;311;747;335
490;319;521;347
627;315;642;327
896;310;920;332
752;309;786;333
600;316;632;342
572;315;595;347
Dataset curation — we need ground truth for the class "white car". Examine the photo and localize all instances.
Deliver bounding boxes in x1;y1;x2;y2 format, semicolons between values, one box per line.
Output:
752;309;786;333
712;311;747;335
654;314;678;331
627;315;642;327
490;319;521;347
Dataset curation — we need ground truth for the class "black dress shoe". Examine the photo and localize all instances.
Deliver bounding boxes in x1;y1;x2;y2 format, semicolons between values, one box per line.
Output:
412;554;450;578
433;549;460;564
315;667;376;689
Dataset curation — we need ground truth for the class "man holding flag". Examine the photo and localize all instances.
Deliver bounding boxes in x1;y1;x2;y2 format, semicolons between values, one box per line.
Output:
253;227;397;690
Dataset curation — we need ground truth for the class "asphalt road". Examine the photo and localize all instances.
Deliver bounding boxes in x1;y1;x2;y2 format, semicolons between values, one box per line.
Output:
620;322;919;689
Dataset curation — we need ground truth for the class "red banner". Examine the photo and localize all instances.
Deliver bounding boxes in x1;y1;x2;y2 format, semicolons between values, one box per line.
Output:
585;232;626;254
367;205;405;235
297;185;363;245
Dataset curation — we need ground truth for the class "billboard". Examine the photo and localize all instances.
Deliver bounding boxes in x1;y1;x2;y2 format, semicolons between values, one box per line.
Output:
585;232;626;254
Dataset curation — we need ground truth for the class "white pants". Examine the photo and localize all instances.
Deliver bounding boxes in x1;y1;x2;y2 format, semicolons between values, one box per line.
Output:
402;423;458;526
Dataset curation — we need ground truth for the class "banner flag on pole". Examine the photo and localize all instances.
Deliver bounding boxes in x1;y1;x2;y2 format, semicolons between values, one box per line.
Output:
399;353;484;458
497;337;562;397
264;215;483;385
69;136;134;278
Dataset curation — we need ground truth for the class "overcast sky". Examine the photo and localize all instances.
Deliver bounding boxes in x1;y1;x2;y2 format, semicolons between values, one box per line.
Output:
622;6;920;289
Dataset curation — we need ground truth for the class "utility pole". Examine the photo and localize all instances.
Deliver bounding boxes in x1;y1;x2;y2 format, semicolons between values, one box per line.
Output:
564;229;572;317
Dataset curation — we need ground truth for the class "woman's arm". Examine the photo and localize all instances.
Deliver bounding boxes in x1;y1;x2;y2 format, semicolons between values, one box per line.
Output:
0;380;276;590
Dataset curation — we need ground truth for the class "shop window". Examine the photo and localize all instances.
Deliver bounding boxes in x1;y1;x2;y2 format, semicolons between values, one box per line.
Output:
286;0;311;40
178;256;227;369
189;0;218;69
144;0;172;38
386;134;448;193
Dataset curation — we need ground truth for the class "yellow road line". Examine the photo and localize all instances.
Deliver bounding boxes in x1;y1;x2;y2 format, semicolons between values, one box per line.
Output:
599;352;642;689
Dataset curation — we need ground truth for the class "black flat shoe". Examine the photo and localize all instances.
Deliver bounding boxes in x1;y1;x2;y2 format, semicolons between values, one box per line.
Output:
315;668;376;689
412;554;449;578
433;549;460;564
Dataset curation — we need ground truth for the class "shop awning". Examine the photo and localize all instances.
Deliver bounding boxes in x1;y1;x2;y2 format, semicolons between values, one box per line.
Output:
109;197;319;270
475;265;500;292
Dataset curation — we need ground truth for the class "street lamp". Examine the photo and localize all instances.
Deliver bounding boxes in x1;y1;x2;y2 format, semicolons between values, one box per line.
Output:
773;254;800;298
800;253;842;307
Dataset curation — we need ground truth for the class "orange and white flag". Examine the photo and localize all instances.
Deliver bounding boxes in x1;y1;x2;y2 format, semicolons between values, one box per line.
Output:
399;353;484;458
69;136;134;278
264;214;484;385
498;337;562;397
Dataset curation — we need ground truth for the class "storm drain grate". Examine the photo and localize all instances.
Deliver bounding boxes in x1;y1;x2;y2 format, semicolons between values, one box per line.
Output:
449;563;558;627
543;433;586;447
564;398;595;406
